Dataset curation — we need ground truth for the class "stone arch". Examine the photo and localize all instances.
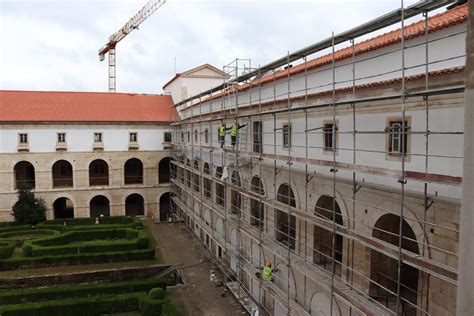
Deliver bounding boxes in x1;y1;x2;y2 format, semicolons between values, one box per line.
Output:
275;183;297;250
313;195;344;276
369;213;419;314
203;208;212;227
14;161;35;189
124;158;143;184
185;159;191;188
53;197;74;219
159;192;173;222
193;160;200;192
125;193;145;216
158;157;171;183
216;217;224;238
274;263;297;301
52;159;73;188
309;292;341;316
203;163;212;199
89;159;109;186
231;170;242;214
90;195;110;217
250;175;265;227
215;167;225;207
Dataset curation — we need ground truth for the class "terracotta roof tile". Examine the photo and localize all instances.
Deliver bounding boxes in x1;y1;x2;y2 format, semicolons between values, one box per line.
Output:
0;90;179;123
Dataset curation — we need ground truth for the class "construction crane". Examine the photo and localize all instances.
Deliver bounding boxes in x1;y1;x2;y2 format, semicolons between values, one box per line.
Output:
98;0;167;92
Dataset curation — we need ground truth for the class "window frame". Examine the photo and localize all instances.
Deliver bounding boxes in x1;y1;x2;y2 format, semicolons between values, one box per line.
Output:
323;120;338;153
386;116;411;161
253;121;263;153
57;133;66;143
129;132;138;143
19;133;28;144
282;123;292;148
94;132;103;143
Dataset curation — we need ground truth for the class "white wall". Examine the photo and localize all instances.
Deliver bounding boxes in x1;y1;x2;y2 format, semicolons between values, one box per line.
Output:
0;124;171;153
179;23;467;119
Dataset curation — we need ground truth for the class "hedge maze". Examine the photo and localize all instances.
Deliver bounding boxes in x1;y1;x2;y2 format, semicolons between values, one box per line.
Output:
0;216;182;315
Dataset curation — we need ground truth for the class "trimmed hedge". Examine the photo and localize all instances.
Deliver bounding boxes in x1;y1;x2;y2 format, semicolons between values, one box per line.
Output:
26;237;148;257
0;248;155;270
0;278;167;305
0;240;15;259
0;222;25;229
31;228;135;247
139;295;165;316
0;229;59;247
0;293;142;316
38;216;139;227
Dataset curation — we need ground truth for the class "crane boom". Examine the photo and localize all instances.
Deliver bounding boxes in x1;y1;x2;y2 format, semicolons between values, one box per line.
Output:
98;0;167;92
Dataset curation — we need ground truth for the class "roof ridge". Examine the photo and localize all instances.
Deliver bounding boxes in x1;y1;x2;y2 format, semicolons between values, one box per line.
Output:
0;90;166;97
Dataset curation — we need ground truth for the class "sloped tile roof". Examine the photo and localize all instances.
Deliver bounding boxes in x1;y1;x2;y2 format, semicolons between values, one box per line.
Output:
0;90;179;123
192;3;468;107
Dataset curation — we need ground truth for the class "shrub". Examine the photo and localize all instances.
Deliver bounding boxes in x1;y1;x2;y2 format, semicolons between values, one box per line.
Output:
149;287;166;300
0;240;15;259
0;248;155;270
12;186;47;226
139;295;165;316
0;278;168;305
0;293;142;316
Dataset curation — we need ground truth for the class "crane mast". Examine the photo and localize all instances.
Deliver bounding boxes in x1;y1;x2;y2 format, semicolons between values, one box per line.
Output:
98;0;167;92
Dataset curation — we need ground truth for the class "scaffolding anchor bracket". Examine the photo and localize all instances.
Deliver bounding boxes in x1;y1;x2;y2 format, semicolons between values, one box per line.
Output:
425;199;435;211
353;185;362;194
398;178;407;184
306;175;314;184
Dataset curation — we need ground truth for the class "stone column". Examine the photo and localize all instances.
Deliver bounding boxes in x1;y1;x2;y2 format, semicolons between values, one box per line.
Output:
457;2;474;315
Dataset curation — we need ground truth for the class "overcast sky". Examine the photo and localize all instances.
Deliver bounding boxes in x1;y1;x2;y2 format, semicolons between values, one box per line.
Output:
1;0;430;94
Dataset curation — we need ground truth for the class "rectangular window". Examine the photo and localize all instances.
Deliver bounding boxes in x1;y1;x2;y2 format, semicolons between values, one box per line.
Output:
187;131;190;142
324;123;336;150
388;121;408;155
253;121;262;153
164;132;172;143
129;132;137;142
19;133;28;144
194;130;198;142
94;132;102;143
282;124;291;148
57;133;66;143
204;129;209;144
181;132;184;142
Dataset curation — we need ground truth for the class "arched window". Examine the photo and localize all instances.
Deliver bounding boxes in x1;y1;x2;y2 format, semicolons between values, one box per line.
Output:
185;160;191;188
203;163;212;199
215;167;224;207
158;157;171;183
276;183;296;250
14;161;35;189
313;195;344;276
124;158;143;184
53;197;74;219
89;159;109;186
52;160;73;188
125;193;145;216
250;176;265;227
90;195;110;218
370;214;419;314
193;160;200;192
231;171;241;214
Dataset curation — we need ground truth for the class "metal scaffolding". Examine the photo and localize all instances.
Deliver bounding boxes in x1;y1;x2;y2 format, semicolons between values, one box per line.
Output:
168;1;465;315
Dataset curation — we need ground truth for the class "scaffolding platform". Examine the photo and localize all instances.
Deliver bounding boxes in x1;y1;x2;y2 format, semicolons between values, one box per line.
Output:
226;281;259;315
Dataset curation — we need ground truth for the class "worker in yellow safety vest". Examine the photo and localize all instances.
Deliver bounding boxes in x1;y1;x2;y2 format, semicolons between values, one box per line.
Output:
219;120;231;148
230;118;247;150
261;262;278;282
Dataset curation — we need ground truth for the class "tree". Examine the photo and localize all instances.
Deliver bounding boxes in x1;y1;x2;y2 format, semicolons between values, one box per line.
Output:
12;185;46;225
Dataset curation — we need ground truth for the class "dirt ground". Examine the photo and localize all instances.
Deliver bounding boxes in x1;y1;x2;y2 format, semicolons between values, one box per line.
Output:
143;219;247;316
